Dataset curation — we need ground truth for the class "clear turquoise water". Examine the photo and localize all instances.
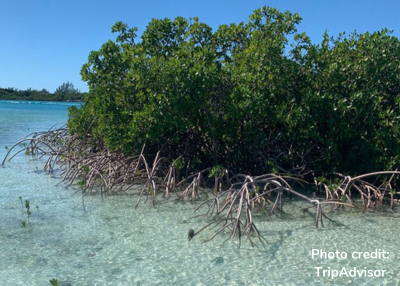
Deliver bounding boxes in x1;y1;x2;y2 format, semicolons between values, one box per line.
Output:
1;100;400;285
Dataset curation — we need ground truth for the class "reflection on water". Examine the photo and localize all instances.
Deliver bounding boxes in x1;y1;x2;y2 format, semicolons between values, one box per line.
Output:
0;100;399;285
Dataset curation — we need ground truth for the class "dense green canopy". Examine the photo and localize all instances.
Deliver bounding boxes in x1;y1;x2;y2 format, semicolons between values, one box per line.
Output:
68;6;400;176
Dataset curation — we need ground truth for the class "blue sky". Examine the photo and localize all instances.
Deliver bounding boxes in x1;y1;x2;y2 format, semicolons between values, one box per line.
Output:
1;0;399;93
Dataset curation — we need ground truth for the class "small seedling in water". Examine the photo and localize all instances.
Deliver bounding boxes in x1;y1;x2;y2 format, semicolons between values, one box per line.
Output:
49;279;59;286
25;200;32;221
20;198;32;227
77;180;86;188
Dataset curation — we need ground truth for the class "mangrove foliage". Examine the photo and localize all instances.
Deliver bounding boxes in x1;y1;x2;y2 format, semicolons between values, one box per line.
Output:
69;6;400;176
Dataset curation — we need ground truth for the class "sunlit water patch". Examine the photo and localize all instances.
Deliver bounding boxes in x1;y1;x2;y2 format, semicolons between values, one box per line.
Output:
0;100;399;285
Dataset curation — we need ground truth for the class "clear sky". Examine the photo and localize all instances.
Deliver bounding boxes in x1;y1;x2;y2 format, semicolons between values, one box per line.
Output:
1;0;399;93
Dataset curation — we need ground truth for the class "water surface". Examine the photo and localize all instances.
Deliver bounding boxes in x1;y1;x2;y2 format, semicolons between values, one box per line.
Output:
0;100;399;285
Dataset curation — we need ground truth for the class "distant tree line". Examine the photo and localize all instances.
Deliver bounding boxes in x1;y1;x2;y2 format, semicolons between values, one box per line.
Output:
0;82;84;101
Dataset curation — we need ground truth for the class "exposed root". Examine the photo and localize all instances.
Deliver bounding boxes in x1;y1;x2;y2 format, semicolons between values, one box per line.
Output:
190;174;353;245
3;127;400;246
315;171;400;211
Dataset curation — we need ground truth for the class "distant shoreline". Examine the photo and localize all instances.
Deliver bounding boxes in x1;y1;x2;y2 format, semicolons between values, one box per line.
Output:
0;98;83;103
0;84;85;102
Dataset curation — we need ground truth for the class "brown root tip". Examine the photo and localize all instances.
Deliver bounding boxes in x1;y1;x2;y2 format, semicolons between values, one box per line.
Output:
188;228;195;241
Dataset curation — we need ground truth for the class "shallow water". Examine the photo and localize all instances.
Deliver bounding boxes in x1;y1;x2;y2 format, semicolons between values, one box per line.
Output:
1;100;400;285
